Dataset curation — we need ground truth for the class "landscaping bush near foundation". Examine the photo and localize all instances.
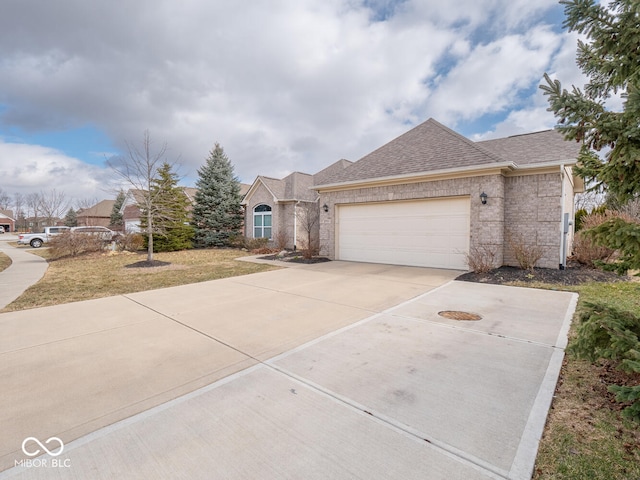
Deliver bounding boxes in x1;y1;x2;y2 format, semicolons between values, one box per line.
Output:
507;232;543;271
465;244;497;273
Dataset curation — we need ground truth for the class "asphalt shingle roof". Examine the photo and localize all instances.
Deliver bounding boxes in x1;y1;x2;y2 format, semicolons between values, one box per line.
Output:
316;118;581;186
257;176;287;200
77;200;115;218
313;159;353;185
477;129;581;165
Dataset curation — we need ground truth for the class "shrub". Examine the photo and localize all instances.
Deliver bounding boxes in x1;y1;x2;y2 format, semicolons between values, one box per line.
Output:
116;233;145;252
574;208;588;231
464;244;497;273
227;234;245;249
297;238;320;260
274;230;289;250
570;302;640;421
572;231;615;266
506;231;543;270
582;210;640;275
244;237;268;250
49;232;104;258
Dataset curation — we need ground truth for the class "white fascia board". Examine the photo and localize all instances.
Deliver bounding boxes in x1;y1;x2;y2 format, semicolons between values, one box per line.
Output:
313;162;517;192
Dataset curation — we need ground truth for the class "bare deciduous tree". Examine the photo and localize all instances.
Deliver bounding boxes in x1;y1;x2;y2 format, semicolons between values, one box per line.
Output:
295;201;320;259
0;187;10;210
575;189;605;212
618;197;640;221
75;197;99;211
39;189;70;226
108;130;178;262
25;193;42;231
13;192;25;231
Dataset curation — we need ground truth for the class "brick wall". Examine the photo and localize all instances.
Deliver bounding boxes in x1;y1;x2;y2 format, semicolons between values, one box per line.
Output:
319;175;505;266
319;171;565;270
504;173;563;269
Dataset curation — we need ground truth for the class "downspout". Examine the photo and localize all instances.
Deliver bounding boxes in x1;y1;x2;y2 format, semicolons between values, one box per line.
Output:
293;201;299;251
559;164;567;270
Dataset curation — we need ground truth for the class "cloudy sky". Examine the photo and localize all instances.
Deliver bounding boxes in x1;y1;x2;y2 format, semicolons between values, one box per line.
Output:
0;0;585;207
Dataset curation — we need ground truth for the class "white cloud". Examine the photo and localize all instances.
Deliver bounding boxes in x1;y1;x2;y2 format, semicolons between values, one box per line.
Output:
0;0;581;196
426;25;563;126
0;141;112;203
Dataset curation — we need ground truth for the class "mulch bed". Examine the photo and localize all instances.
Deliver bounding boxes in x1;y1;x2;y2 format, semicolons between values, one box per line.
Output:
456;261;626;286
258;251;331;264
124;260;171;268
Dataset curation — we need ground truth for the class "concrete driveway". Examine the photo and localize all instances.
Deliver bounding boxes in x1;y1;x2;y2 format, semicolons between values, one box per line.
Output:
0;261;577;479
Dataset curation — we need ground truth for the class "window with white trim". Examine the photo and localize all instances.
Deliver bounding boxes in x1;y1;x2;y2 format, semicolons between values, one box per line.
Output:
253;204;272;238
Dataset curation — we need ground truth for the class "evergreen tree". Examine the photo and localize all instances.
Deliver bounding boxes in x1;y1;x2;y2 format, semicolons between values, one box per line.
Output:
110;190;126;228
140;162;194;252
64;208;77;227
541;0;640;420
540;0;640;274
192;143;244;247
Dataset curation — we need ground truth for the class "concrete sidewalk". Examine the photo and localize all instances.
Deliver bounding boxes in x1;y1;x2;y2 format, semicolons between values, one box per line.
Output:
0;262;577;479
0;236;48;310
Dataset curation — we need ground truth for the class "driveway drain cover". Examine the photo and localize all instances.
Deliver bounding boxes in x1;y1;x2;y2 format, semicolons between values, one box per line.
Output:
438;310;482;321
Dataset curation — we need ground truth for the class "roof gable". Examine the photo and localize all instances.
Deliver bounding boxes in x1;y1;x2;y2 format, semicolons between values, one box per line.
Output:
243;172;319;204
330;118;503;184
283;172;316;201
313;159;353;185
77;200;116;218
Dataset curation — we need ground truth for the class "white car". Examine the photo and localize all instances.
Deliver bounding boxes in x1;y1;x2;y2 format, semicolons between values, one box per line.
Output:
70;226;116;242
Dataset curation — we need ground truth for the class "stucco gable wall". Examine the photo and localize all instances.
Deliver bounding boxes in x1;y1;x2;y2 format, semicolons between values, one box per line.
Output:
503;173;563;269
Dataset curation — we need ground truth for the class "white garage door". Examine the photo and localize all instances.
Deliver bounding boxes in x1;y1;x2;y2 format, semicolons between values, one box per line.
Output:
337;197;470;269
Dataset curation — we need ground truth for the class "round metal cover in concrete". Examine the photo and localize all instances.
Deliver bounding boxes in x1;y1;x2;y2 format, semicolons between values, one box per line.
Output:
438;310;482;321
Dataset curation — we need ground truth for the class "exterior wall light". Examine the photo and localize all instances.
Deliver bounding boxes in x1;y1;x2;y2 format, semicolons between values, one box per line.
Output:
480;192;488;205
322;204;329;213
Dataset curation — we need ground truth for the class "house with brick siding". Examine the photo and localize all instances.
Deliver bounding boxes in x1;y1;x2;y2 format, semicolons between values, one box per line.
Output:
243;119;584;270
246;118;583;270
0;210;15;233
242;160;352;250
77;200;116;227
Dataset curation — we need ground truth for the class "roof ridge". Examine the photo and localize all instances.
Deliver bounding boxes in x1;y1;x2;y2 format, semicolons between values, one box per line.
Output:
423;118;507;164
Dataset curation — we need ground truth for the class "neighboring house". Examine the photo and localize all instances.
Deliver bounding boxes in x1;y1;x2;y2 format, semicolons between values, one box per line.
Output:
121;189;146;233
121;184;251;233
77;200;116;227
0;210;15;233
242;160;352;250
23;217;64;232
311;118;583;270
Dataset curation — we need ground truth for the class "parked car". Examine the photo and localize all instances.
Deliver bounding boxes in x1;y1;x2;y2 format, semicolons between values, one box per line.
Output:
70;226;117;242
0;226;4;234
18;226;71;248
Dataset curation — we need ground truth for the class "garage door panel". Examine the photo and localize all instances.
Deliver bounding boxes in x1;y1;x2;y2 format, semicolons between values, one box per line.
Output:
337;198;470;270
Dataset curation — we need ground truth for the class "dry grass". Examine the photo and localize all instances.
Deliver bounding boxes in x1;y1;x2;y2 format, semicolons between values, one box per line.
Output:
0;252;11;273
530;281;640;479
1;248;278;312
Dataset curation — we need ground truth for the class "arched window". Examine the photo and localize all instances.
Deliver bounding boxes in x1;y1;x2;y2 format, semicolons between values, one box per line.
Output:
253;204;272;239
